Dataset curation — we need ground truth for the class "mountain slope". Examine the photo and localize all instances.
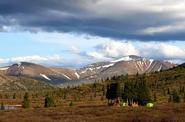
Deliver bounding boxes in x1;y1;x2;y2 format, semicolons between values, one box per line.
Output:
0;74;54;91
5;62;76;85
78;55;176;82
0;55;177;88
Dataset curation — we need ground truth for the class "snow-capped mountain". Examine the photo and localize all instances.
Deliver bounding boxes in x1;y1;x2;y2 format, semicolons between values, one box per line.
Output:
5;62;78;85
0;55;177;86
77;55;176;82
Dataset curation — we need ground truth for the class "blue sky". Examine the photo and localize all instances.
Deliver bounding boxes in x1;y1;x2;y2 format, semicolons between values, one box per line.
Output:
0;0;185;68
1;32;185;68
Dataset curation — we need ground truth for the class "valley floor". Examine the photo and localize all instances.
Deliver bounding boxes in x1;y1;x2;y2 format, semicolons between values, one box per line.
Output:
0;102;185;122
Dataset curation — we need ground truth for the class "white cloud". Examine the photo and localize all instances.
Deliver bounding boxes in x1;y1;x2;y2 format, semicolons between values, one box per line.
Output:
0;41;185;68
0;58;6;64
94;41;139;58
86;52;111;60
0;55;63;66
138;43;185;60
70;46;81;54
10;55;62;63
79;41;185;64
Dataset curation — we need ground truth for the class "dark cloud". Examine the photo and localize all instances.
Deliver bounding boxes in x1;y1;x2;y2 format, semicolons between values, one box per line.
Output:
0;0;185;41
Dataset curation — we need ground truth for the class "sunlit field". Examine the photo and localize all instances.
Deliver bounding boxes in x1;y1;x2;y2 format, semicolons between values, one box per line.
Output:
1;101;185;122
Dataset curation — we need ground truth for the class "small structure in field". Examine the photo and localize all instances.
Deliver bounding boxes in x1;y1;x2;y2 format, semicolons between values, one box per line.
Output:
4;105;22;110
146;103;154;108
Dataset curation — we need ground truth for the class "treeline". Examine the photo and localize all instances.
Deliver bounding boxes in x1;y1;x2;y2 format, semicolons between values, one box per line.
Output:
0;83;107;109
106;75;152;106
1;66;185;109
105;65;185;105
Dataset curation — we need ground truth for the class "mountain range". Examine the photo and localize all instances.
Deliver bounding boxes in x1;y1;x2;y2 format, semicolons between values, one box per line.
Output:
0;55;178;89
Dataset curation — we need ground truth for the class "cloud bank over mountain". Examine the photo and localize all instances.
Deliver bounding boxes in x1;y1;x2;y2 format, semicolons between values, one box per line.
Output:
1;0;185;41
0;55;63;67
75;41;185;64
0;1;185;67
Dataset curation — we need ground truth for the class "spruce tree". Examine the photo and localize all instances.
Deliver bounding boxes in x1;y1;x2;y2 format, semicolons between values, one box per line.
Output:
13;93;16;99
172;90;180;103
1;102;5;110
44;94;55;108
167;88;170;95
122;78;152;106
22;92;30;108
69;101;73;106
137;81;152;106
154;93;157;102
93;82;97;97
168;95;172;103
106;83;119;105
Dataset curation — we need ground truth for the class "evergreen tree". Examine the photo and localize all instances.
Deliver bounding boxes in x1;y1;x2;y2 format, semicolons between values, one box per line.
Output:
168;95;172;103
122;78;152;106
69;101;73;106
172;90;180;103
93;82;97;97
154;93;157;102
13;93;16;99
102;85;106;96
137;81;152;105
22;92;30;108
1;102;5;110
44;94;55;108
106;83;119;105
167;88;170;95
122;81;136;105
183;93;185;103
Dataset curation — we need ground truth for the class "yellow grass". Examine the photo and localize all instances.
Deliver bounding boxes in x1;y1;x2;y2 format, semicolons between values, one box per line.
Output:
0;101;185;122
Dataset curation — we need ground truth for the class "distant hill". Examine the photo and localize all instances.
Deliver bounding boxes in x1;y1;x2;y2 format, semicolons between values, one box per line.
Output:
0;55;178;90
0;74;54;91
77;55;176;83
6;62;77;85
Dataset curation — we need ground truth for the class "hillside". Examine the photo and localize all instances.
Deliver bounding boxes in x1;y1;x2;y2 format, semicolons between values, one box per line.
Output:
0;55;178;90
77;55;176;83
5;62;76;85
0;75;54;91
107;63;185;103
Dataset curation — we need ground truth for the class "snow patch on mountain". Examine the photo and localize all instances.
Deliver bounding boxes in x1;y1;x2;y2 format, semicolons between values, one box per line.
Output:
40;74;51;81
80;70;87;74
110;55;143;63
146;59;154;70
102;63;115;68
158;64;162;71
80;67;95;74
62;74;71;80
75;72;80;79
